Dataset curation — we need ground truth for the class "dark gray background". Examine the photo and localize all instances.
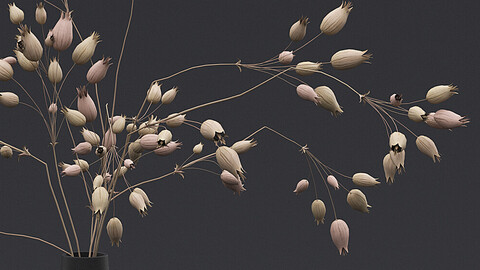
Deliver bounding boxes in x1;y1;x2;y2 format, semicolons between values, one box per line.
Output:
0;0;478;269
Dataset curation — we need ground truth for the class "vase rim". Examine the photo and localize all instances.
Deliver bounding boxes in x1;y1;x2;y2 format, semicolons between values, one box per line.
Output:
62;252;108;258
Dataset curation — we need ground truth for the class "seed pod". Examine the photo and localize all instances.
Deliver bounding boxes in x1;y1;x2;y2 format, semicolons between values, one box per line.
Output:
52;11;73;51
8;3;24;24
278;51;294;64
126;123;136;133
45;30;54;47
58;162;71;171
433;109;469;129
165;113;186;128
220;170;245;195
35;3;47;25
77;86;97;122
86;57;112;84
128;145;142;163
2;56;17;65
17;25;43;62
103;129;116;150
157;129;173;146
330;219;349;255
389;131;407;153
415;135;440;162
408;106;426;123
352;172;380;187
314;86;343;116
293;179;309;194
426;85;458;104
114;166;128;178
331;49;371;70
13;50;38;72
112;116;126;134
193;142;203;154
231;140;257;154
424;113;443;129
138;116;158;136
103;173;112;184
74;159;89;171
61;164;81;177
106;217;123;247
95;146;107;157
81;128;100;146
140;134;159;150
161;87;178;104
347;189;371;213
61;107;86;127
327;175;339;190
320;1;353;35
146;82;162;104
72;32;100;65
92;187;109;214
72;142;92;155
48;58;63;83
133;188;153;207
0;59;14;81
48;103;57;114
124;159;135;169
129;192;147;216
200;119;226;145
0;92;19;107
154;141;182;156
383;154;396;184
129;140;143;153
289;16;308;41
311;199;326;225
0;146;13;158
389;150;406;173
296;84;318;104
295;61;321;76
93;175;103;190
389;94;402;107
216;146;246;180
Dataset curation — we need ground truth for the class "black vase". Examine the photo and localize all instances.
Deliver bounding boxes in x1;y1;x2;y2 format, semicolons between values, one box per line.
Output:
61;252;109;270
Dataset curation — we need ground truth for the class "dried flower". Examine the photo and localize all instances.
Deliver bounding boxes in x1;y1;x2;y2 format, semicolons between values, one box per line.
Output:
13;50;38;72
408;106;426;123
61;164;82;177
9;3;24;24
48;58;62;83
86;57;112;84
95;146;106;157
76;86;97;122
426;85;458;104
416;135;440;162
74;159;89;171
347;189;371;213
0;59;14;81
133;188;153;207
433;109;469;129
161;87;178;104
92;187;109;214
72;32;101;65
158;129;173;146
389;150;405;173
112;116;126;134
93;175;103;190
17;25;43;61
81;128;100;146
193;142;203;154
330;219;349;255
389;94;402;107
146;83;162;104
0;146;13;158
320;1;353;35
48;103;57;114
51;11;73;51
295;61;321;76
103;129;116;150
424;113;443;129
2;56;16;65
200;119;226;145
389;131;407;153
106;217;123;247
154;141;182;156
314;86;343;116
72;142;92;155
220;170;245;195
35;3;47;25
129;192;147;216
382;154;396;184
293;179;309;194
296;84;318;104
311;199;326;225
166;113;186;128
289;16;308;41
124;159;135;169
330;49;371;70
352;172;380;187
278;51;294;64
61;107;86;127
327;175;339;190
0;92;19;108
216;146;246;180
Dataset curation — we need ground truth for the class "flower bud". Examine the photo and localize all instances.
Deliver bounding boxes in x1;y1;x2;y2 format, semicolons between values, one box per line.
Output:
72;32;100;65
296;84;318;104
74;159;89;171
77;86;97;122
352;172;380;187
48;103;57;114
193;142;203;154
165;113;186;128
295;61;321;76
48;58;63;83
0;92;19;108
61;107;86;127
311;199;326;225
314;86;343;116
103;129;116;150
389;150;405;173
158;129;173;146
61;164;81;177
81;128;100;146
320;1;353;35
8;3;24;24
92;187;109;214
426;85;458;104
389;131;407;153
124;159;135;169
389;94;402;107
278;51;294;64
200;119;226;145
106;217;123;247
146;82;162;104
231;140;257;154
161;87;178;104
327;175;339;190
383;154;396;184
0;59;14;81
1;146;13;158
331;49;371;70
293;179;309;194
154;141;182;156
87;57;112;84
289;16;308;41
330;219;349;255
126;123;136;133
17;25;43;61
72;142;92;155
220;170;245;195
433;109;469;129
13;50;38;72
415;135;440;162
133;188;153;207
52;10;73;51
216;146;246;180
35;3;47;25
408;106;426;123
95;146;107;157
93;175;103;190
112;115;126;134
347;189;371;213
129;192;147;216
2;56;17;65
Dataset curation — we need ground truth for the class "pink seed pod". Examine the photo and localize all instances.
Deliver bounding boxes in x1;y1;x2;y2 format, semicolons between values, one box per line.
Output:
140;134;159;150
124;159;135;169
61;164;82;177
87;57;112;84
278;51;294;64
72;142;92;155
296;84;318;104
103;129;116;150
433;109;469;129
327;175;339;190
389;94;402;107
425;113;443;129
103;173;112;183
220;170;241;185
154;141;182;156
293;179;309;194
48;103;57;114
77;86;97;122
2;56;17;65
51;11;73;51
330;219;349;255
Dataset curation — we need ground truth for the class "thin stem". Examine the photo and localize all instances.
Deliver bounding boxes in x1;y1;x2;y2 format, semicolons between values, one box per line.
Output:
308;152;337;220
0;231;69;255
305;154;319;199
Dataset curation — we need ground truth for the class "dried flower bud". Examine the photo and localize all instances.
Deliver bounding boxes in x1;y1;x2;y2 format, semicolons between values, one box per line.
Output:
389;131;407;153
93;175;103;190
72;142;92;155
408;106;426;123
158;129;173;146
146;82;162;104
17;25;43;61
133;188;153;207
106;217;123;247
424;113;443;129
330;219;349;256
296;84;318;104
81;128;100;146
231;140;257;154
165;113;186;128
352;172;380;187
383;154;396;184
327;175;339;190
74;159;89;171
103;129;116;150
320;1;352;35
2;56;17;65
76;86;97;122
331;49;371;70
426;85;458;104
389;150;405;173
92;187;109;214
124;159;135;169
61;164;81;177
8;3;24;24
35;3;47;25
61;107;86;127
389;94;402;107
347;189;371;213
295;61;321;76
72;32;100;65
289;16;308;41
278;51;294;64
112;116;126;134
140;134;160;150
200;119;226;145
86;57;112;84
193;142;203;154
52;11;73;51
311;199;326;225
0;59;14;81
433;109;469;129
129;192;147;216
220;170;245;195
0;146;13;158
415;135;440;162
48;58;63;83
154;141;182;156
161;87;178;104
48;103;57;114
45;30;54;47
126;123;136;133
13;50;38;71
293;179;309;194
0;92;19;107
216;146;246;180
314;86;343;116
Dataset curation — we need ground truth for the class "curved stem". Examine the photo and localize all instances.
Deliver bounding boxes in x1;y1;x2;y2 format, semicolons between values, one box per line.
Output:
0;231;69;255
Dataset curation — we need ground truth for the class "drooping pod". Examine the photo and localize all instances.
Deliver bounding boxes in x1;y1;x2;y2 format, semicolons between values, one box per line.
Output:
106;217;123;247
289;16;308;41
347;189;371;213
311;199;326;225
77;86;97;122
314;86;343;116
230;140;257;154
415;135;440;162
216;146;246;180
293;179;309;194
330;49;371;70
200;119;226;145
87;57;112;84
330;219;349;255
352;172;379;187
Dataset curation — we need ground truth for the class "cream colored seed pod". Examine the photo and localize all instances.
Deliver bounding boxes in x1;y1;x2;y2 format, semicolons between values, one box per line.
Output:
124;159;135;169
416;135;440;162
289;16;309;41
35;3;47;25
426;85;458;104
17;25;43;62
193;142;203;154
389;150;405;173
74;159;89;172
106;217;123;247
61;107;86;127
146;82;162;104
320;1;353;35
133;188;153;207
0;59;14;81
112;116;126;134
389;131;407;152
81;128;100;146
8;3;24;25
126;123;136;133
200;119;226;145
93;175;104;190
72;32;100;65
330;49;371;70
216;146;246;180
295;61;321;76
14;50;38;72
231;140;257;154
408;106;426;123
92;187;109;214
1;146;13;158
383;154;396;184
161;87;178;104
0;92;19;108
114;166;128;178
311;199;326;225
352;172;380;187
158;129;173;146
314;86;343;116
129;192;147;216
48;58;63;83
165;113;186;128
347;189;371;213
